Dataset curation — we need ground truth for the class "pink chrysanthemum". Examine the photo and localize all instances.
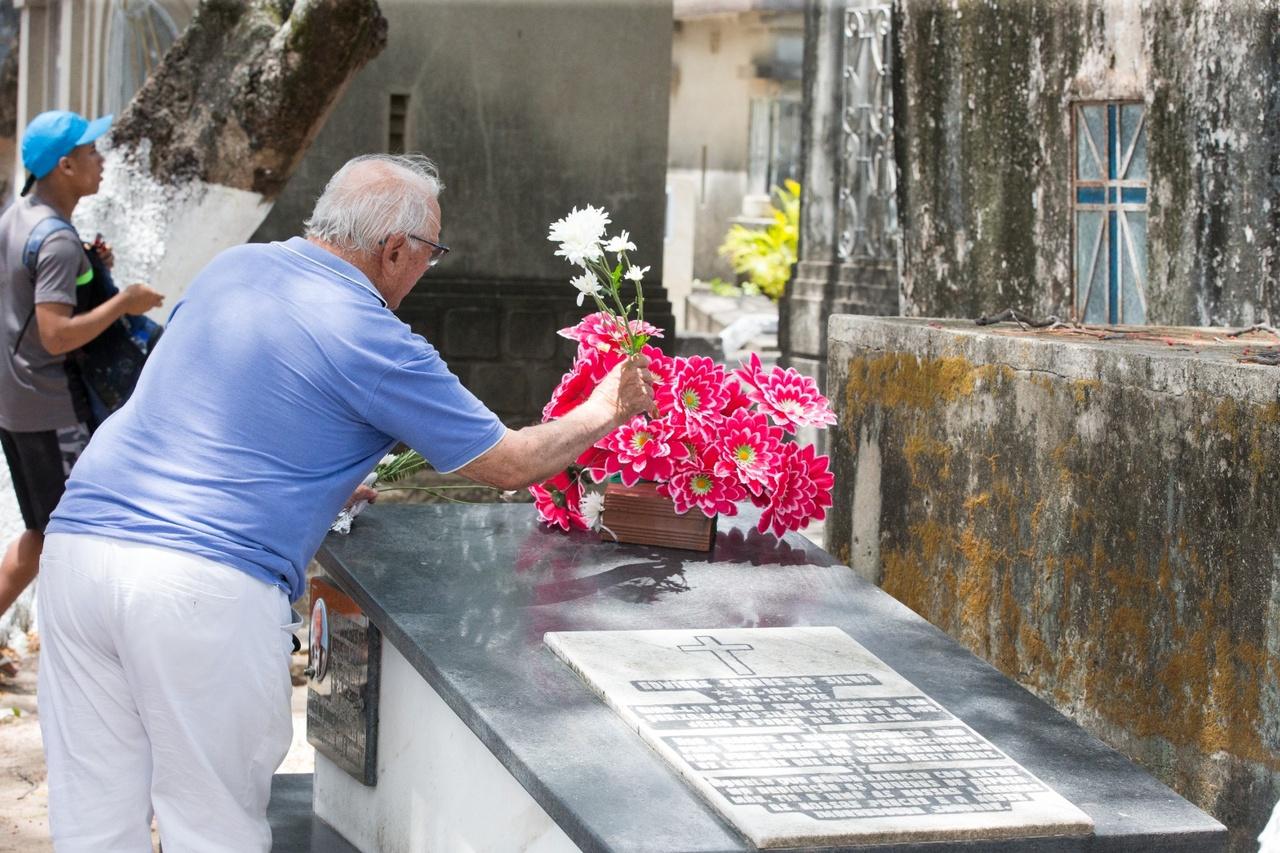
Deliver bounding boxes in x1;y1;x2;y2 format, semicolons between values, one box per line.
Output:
733;352;838;432
529;471;589;532
656;356;731;441
642;344;677;397
721;376;754;417
542;347;624;421
558;312;664;353
712;410;784;497
658;447;745;518
598;416;676;486
757;443;834;537
575;445;611;484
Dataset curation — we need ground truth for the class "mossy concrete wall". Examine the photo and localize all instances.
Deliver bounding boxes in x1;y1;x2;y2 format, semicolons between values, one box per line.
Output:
894;0;1279;325
828;316;1280;850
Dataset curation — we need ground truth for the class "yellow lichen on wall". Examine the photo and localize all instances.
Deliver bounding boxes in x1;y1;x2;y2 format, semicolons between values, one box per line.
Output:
843;352;984;425
839;344;1280;814
904;432;954;485
881;518;953;618
1071;379;1101;405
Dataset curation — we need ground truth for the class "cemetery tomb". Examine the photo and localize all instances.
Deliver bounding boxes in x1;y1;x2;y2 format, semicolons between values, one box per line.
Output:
292;503;1225;853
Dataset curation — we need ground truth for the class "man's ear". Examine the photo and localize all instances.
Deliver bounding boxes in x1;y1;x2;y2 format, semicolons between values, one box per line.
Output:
380;235;408;272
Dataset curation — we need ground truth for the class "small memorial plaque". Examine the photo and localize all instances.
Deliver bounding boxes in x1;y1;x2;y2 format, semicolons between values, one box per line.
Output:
306;576;381;786
545;626;1093;848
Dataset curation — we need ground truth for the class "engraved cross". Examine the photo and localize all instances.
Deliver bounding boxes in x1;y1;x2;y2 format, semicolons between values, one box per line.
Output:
678;635;756;676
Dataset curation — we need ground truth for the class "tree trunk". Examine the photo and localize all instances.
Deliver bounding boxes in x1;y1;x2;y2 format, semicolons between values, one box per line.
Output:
0;0;19;201
75;0;387;303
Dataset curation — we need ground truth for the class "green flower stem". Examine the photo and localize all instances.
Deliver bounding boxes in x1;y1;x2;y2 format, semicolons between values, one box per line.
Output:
374;485;495;504
375;450;428;483
596;265;639;354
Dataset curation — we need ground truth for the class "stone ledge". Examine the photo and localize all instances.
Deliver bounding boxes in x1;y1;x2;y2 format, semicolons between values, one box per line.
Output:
829;316;1280;406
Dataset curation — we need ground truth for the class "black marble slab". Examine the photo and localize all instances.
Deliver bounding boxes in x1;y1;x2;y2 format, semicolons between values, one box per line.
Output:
316;504;1227;853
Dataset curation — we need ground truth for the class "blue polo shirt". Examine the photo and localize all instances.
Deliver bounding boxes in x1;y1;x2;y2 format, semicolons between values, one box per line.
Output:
48;237;507;601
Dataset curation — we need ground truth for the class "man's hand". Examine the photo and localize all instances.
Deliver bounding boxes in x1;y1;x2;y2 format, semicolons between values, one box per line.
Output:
585;354;658;426
91;235;114;270
121;284;165;315
456;352;659;491
344;484;378;510
36;283;165;356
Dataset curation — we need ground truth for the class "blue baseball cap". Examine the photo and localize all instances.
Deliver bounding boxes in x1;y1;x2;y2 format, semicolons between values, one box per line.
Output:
20;110;113;189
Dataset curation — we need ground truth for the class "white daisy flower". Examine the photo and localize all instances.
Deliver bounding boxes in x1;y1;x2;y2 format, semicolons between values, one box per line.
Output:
603;231;636;254
548;205;611;266
570;272;602;306
623;264;650;283
580;490;606;530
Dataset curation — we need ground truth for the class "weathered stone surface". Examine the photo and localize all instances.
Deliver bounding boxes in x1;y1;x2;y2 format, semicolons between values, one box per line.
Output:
894;0;1279;326
827;315;1280;851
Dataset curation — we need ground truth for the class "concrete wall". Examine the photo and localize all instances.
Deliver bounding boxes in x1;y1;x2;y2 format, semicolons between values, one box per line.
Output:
254;0;674;425
827;316;1280;851
894;0;1279;325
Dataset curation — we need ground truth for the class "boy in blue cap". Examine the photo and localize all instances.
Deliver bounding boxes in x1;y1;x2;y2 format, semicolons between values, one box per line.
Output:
0;110;164;636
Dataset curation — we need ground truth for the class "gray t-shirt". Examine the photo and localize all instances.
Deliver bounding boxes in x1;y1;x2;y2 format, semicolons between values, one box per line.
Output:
0;196;90;432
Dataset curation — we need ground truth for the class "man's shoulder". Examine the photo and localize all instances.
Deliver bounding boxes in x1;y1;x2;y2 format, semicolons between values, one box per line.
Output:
214;240;274;267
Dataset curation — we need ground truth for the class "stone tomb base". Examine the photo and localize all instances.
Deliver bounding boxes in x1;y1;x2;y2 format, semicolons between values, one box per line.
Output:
545;627;1094;849
313;638;579;853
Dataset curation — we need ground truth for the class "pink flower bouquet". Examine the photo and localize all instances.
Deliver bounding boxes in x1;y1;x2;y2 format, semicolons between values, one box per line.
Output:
531;312;837;540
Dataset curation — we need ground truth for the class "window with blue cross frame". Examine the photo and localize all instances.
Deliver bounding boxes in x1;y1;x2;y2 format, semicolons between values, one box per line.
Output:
1073;102;1149;324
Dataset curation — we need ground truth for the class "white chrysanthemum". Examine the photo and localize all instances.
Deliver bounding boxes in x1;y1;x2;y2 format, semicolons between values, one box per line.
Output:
603;230;636;254
549;205;610;266
623;264;650;283
570;271;602;306
580;490;606;530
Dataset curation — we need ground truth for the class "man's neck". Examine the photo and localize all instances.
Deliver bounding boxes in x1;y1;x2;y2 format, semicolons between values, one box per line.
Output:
30;183;79;221
305;237;392;303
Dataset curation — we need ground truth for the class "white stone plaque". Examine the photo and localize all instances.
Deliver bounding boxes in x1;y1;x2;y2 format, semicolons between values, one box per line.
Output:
544;626;1093;848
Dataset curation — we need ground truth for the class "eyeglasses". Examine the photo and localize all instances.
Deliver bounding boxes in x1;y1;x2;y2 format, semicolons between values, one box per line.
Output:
407;233;450;267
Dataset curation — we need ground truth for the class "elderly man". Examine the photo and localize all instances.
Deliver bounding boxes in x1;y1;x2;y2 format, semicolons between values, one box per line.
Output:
38;153;655;851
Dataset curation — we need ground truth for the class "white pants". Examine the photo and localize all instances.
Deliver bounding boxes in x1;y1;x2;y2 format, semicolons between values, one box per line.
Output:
37;533;299;853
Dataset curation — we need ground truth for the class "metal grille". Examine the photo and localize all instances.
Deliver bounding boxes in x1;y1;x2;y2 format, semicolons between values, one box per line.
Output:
838;6;897;261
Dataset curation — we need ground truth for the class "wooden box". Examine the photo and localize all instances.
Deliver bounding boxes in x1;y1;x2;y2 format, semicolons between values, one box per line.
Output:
599;481;716;552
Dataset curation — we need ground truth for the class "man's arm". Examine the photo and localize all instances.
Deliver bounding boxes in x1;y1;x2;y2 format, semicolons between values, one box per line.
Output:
457;355;656;491
35;284;165;355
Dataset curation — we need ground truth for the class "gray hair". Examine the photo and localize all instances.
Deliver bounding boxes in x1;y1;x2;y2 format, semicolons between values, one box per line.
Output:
304;154;444;253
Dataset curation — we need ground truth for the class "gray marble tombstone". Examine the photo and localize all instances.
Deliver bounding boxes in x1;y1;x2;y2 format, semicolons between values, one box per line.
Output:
547;626;1093;849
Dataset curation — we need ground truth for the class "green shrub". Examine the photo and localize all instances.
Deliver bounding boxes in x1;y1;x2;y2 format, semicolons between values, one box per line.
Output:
717;179;800;302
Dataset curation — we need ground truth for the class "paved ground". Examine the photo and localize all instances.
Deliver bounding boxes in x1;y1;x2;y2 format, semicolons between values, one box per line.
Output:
0;644;314;853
